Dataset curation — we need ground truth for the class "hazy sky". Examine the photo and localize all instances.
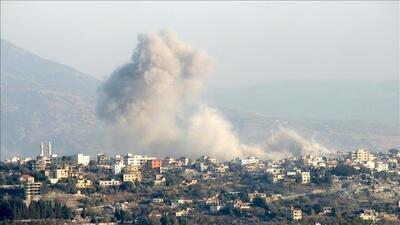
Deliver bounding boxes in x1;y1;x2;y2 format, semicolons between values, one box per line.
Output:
1;1;398;87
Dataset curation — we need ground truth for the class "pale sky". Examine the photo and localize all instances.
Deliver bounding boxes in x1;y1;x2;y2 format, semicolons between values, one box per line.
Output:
1;1;399;87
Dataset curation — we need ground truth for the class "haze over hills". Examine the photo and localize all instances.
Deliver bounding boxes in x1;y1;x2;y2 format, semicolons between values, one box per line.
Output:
1;39;101;159
1;39;399;159
205;80;399;126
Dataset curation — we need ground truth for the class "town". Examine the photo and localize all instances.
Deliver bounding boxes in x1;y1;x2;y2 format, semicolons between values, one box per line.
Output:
1;143;400;225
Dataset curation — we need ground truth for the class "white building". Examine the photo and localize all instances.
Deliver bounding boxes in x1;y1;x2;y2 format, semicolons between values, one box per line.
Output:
240;156;259;166
99;179;120;187
301;172;311;184
73;154;90;166
112;163;126;175
125;154;156;166
375;162;389;172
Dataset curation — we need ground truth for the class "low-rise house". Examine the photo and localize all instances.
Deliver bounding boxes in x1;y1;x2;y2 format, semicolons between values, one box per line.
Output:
182;179;198;186
152;198;164;203
99;179;120;187
375;162;389;172
210;205;222;212
175;209;189;217
19;175;35;183
272;173;285;183
233;199;251;210
248;192;267;202
76;179;92;189
112;163;125;175
175;199;193;204
359;209;377;221
154;174;166;186
205;195;220;205
49;178;59;184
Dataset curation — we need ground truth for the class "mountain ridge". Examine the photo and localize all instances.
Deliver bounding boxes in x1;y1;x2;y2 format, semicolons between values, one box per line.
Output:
1;39;399;159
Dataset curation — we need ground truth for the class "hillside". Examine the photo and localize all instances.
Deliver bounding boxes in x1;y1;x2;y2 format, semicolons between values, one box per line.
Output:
1;39;398;159
1;39;101;159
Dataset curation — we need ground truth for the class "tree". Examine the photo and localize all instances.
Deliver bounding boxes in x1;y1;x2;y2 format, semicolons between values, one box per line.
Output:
253;197;267;208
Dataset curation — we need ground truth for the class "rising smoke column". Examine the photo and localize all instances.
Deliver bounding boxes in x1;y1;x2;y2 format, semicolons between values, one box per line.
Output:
97;31;267;160
97;31;332;160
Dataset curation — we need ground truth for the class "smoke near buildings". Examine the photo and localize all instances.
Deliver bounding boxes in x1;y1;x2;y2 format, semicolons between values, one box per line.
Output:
97;31;332;160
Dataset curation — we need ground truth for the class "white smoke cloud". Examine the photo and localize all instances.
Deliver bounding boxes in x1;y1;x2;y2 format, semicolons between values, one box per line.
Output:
97;30;332;160
264;126;333;160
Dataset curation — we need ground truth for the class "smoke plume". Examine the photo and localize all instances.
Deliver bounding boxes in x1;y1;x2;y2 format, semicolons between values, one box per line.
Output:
97;31;332;160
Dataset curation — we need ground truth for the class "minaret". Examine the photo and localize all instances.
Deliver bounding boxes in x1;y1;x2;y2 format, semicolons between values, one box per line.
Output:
40;142;44;157
48;141;52;156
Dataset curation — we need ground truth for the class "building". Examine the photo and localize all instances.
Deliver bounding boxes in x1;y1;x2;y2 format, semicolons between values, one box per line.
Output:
303;155;325;167
123;165;142;182
352;149;375;162
22;176;42;200
20;175;35;183
152;198;164;203
97;153;109;164
301;172;311;184
56;167;69;179
73;154;90;166
239;156;259;166
359;209;377;221
272;174;285;183
76;179;92;189
175;209;189;217
248;192;267;202
125;154;156;166
149;159;162;169
112;163;125;175
154;174;166;186
375;162;389;172
291;208;302;221
99;179;120;187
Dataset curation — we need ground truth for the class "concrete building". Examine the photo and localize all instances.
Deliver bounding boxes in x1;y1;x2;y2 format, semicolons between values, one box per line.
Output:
352;149;375;162
99;179;120;187
301;172;311;184
152;198;164;203
359;209;377;221
291;208;302;221
22;176;42;200
76;179;92;189
239;156;259;166
112;163;125;175
123;165;142;182
56;167;69;179
149;159;162;169
375;162;389;172
125;154;156;166
73;154;90;166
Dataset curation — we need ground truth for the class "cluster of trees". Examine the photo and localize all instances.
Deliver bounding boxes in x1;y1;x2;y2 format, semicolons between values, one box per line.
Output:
0;198;72;221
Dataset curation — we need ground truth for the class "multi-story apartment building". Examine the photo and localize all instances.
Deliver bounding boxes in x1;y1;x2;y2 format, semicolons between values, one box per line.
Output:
56;167;69;179
301;172;311;184
123;165;142;182
148;159;162;169
291;208;302;221
352;149;375;162
73;154;90;166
